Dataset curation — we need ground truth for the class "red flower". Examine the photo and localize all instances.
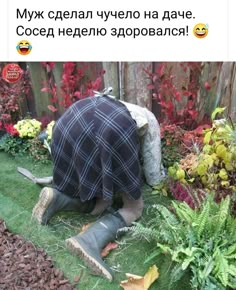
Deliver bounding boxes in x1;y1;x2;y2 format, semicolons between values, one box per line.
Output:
4;123;19;136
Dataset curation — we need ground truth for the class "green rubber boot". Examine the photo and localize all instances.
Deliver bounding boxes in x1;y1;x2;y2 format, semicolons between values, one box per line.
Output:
32;187;95;225
65;212;127;281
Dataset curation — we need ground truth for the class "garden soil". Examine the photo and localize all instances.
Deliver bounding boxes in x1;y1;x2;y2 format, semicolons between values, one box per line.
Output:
0;219;77;290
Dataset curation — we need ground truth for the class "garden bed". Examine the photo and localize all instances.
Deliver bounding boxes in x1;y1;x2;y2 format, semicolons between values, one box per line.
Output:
0;152;191;290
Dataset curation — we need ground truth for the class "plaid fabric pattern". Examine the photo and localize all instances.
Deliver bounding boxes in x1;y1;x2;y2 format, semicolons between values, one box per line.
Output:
51;96;141;202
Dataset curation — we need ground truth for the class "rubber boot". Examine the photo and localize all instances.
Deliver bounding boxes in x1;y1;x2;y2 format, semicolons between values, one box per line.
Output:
32;187;95;225
65;212;127;281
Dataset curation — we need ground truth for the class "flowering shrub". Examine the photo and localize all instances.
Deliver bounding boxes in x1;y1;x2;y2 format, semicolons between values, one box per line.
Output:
14;119;42;138
0;118;51;162
45;120;55;142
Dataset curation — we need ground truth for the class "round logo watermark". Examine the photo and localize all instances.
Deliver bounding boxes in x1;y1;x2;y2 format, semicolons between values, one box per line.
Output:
2;63;23;83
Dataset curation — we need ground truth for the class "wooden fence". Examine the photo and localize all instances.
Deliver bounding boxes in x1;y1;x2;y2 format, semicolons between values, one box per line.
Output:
1;62;236;123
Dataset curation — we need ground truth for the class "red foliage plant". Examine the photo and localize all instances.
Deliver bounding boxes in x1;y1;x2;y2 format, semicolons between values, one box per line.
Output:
0;67;31;129
41;62;105;113
170;181;206;209
145;62;212;130
4;123;19;136
160;122;209;154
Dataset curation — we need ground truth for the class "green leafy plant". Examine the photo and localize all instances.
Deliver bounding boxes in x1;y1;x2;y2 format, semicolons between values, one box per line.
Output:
27;138;51;164
160;124;185;168
128;195;236;290
0;134;30;156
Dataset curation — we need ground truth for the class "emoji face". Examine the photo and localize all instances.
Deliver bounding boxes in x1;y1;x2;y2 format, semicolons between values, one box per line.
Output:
193;23;208;38
16;40;32;55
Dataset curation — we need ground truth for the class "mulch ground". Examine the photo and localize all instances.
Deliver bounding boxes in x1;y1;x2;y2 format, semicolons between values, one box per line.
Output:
0;219;77;290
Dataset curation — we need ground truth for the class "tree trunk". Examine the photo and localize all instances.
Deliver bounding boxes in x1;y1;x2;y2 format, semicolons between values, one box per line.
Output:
28;63;54;119
197;62;222;122
122;62;152;110
102;62;119;98
216;62;236;117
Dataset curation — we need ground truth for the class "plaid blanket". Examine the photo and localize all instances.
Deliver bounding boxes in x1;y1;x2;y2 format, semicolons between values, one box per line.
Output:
51;96;141;202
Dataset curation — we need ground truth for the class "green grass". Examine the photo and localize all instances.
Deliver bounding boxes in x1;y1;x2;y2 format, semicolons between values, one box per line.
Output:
0;152;191;290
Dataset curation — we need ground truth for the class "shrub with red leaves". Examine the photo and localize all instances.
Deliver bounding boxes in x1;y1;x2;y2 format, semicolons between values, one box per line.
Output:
0;66;31;129
145;62;212;130
41;62;105;112
169;180;206;209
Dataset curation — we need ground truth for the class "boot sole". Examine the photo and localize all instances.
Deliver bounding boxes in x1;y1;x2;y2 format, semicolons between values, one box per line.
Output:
32;187;54;225
65;237;113;281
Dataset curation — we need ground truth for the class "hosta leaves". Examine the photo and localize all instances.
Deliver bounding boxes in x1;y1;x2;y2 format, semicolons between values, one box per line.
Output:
204;131;212;144
197;164;207;176
221;180;230;187
218;169;228;180
176;168;185;180
225;162;234;171
216;144;227;158
211;107;226;120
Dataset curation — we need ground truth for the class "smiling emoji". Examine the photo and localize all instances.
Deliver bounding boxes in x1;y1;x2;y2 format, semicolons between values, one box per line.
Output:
16;40;32;55
193;23;208;38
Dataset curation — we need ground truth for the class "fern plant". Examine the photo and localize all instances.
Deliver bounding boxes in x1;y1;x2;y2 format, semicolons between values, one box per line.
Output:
128;195;236;290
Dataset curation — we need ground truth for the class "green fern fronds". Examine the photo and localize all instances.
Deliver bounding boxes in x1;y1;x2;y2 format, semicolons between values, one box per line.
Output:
153;204;179;227
228;264;236;276
144;248;163;263
213;249;229;287
127;195;236;290
200;257;214;280
168;264;186;289
225;217;236;239
172;201;196;224
223;243;236;258
128;222;160;241
214;195;230;235
196;198;210;239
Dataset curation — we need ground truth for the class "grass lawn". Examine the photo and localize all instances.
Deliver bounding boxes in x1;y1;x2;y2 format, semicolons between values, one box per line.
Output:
0;152;191;290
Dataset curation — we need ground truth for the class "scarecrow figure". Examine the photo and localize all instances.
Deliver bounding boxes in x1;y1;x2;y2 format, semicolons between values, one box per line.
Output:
31;92;164;281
